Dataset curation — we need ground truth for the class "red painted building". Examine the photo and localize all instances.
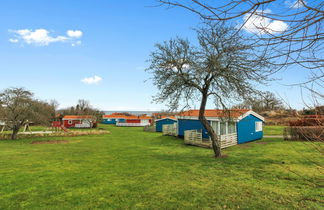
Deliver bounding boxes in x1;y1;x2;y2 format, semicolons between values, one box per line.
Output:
62;115;96;128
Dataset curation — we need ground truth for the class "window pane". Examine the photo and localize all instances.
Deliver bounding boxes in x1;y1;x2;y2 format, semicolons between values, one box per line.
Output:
228;122;236;134
220;122;226;135
256;122;262;132
210;121;218;135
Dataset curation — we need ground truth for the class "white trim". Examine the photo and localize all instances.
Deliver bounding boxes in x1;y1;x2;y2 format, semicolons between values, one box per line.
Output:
237;110;264;121
155;118;177;122
255;121;263;132
225;122;228;135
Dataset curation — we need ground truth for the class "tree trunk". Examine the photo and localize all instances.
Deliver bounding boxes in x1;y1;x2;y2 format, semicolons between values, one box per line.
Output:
11;126;20;140
199;91;222;157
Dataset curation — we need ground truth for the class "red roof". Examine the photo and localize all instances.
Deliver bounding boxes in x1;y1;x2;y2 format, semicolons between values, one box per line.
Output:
178;109;250;118
103;114;152;120
103;114;130;119
63;115;95;119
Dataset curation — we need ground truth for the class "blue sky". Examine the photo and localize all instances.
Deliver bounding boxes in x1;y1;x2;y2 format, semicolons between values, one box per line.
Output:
0;0;319;110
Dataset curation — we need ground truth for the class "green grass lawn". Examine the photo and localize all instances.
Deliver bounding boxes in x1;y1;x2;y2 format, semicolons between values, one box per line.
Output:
264;125;286;136
0;124;322;209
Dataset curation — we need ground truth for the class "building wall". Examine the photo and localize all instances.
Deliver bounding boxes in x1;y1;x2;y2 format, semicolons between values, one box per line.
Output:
156;119;177;132
178;119;210;139
63;119;80;128
237;114;263;144
118;119;126;123
102;118;117;124
126;119;141;123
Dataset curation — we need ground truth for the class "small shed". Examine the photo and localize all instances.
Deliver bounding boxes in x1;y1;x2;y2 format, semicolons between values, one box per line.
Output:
102;113;128;124
155;117;177;132
177;109;264;146
62;115;96;128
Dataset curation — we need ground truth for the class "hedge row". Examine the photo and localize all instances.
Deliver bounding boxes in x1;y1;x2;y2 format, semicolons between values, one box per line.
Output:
0;130;110;140
284;126;324;141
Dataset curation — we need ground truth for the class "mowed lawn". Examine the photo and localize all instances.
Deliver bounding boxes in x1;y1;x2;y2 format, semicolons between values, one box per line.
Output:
0;125;322;209
264;125;286;136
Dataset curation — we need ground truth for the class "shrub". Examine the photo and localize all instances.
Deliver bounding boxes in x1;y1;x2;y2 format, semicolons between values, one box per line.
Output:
284;126;324;141
289;115;324;126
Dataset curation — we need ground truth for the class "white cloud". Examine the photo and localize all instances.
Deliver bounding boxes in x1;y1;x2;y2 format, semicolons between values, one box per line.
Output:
9;38;18;43
9;29;83;46
285;0;306;9
242;9;288;34
81;75;103;85
72;40;82;47
67;30;83;38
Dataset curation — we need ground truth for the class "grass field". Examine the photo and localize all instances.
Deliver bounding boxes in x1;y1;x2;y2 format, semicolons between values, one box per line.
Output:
264;125;286;136
0;124;322;209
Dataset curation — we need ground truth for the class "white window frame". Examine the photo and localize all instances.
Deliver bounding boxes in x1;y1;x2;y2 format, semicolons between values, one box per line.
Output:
255;121;263;132
68;120;73;125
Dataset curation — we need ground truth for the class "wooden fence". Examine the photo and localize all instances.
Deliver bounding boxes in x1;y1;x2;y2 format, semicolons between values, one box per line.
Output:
220;133;238;148
116;122;151;127
162;123;178;136
184;129;238;149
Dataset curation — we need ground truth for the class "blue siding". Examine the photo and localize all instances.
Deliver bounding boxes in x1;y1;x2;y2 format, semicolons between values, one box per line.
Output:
102;118;127;124
118;119;126;123
156;119;177;132
178;119;210;139
102;119;117;124
237;115;263;144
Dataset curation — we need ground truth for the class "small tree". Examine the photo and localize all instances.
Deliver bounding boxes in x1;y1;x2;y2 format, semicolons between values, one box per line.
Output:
58;99;104;122
0;87;54;139
147;23;272;157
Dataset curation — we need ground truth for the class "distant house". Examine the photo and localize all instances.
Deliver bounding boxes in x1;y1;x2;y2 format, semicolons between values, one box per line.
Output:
102;113;129;124
62;115;96;128
177;109;264;144
155;116;177;132
102;113;152;127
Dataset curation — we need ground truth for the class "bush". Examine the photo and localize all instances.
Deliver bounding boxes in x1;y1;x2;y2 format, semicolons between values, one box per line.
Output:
284;126;324;141
289;115;324;126
0;130;110;140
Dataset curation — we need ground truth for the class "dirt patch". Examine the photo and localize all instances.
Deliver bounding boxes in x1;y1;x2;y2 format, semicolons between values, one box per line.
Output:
255;141;268;145
238;144;251;148
31;140;69;144
219;154;229;158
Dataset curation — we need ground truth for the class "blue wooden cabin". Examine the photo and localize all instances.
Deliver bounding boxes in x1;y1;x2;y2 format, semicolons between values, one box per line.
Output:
177;110;264;144
102;114;127;125
155;118;177;132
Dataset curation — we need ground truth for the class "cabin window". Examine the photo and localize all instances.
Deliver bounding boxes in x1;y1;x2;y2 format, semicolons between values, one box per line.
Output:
68;120;72;125
220;122;227;135
255;121;263;132
210;121;219;135
228;122;236;134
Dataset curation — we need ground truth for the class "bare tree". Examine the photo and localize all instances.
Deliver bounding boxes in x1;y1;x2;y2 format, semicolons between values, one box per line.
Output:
147;23;272;157
58;99;104;122
158;0;323;80
0;87;54;139
234;91;284;111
